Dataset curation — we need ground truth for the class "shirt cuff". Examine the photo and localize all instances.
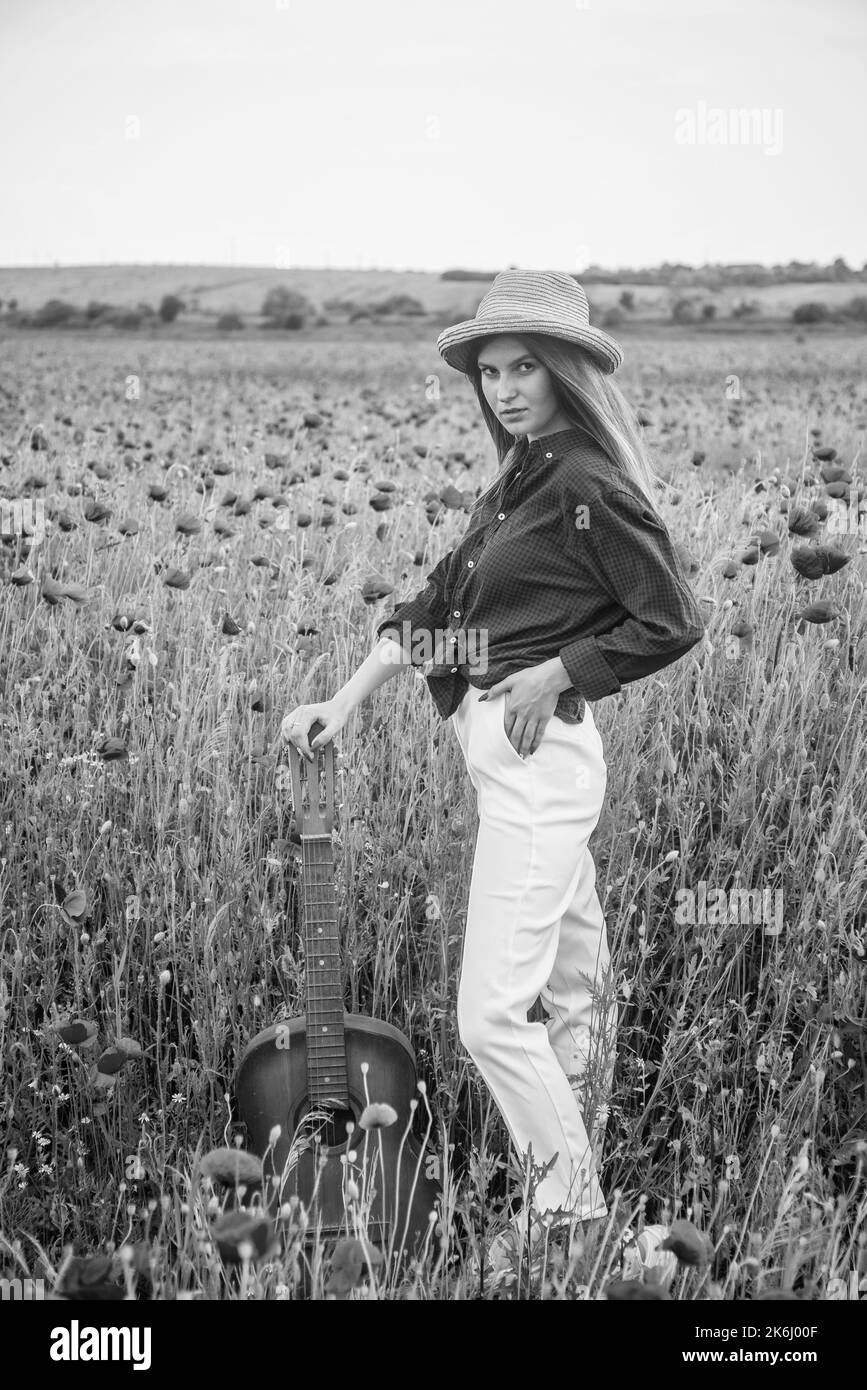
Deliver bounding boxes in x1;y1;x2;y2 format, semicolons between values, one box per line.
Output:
376;598;442;666
558;635;622;701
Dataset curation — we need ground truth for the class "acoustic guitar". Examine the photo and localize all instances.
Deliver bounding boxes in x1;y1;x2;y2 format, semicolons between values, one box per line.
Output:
236;720;440;1266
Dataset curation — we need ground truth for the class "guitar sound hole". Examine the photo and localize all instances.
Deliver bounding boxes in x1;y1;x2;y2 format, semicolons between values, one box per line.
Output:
305;1102;357;1152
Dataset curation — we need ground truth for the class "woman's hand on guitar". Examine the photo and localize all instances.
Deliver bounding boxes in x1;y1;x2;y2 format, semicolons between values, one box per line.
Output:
280;699;348;762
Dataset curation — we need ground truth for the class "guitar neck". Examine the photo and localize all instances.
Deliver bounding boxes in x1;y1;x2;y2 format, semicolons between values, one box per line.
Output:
301;834;349;1104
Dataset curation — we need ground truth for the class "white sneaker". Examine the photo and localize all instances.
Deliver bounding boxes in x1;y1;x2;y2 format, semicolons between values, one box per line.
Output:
475;1211;605;1288
620;1223;678;1290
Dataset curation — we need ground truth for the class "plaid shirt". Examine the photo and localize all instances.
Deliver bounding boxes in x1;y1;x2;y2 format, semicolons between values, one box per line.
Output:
375;424;705;723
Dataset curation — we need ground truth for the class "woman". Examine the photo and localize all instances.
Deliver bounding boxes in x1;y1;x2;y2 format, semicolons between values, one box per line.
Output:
280;270;705;1271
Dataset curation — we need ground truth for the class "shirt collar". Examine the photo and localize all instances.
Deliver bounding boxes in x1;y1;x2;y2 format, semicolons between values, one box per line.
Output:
525;424;594;462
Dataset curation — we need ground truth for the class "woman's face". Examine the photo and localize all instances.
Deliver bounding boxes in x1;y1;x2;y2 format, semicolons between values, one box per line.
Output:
475;336;573;441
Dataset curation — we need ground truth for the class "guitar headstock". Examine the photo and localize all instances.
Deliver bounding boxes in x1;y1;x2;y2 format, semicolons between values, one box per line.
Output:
287;719;335;837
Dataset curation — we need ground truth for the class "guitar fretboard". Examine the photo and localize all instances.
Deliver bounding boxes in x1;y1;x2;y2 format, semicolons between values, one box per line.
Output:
301;835;349;1105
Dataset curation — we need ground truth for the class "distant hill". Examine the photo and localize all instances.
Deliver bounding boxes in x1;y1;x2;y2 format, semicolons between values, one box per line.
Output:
0;264;864;327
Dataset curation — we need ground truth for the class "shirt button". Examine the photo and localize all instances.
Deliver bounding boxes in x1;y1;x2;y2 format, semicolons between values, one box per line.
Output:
453;610;460;618
450;667;457;673
467;560;474;568
545;451;553;459
497;513;505;520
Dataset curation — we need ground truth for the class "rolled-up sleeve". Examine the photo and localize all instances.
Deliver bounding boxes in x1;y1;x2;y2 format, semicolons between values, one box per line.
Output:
559;487;705;699
375;548;454;666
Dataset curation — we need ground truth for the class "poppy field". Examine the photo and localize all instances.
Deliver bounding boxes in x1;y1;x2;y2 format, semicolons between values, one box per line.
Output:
1;327;866;1300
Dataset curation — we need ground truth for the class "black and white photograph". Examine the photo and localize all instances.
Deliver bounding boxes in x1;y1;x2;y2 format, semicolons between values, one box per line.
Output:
0;0;865;1349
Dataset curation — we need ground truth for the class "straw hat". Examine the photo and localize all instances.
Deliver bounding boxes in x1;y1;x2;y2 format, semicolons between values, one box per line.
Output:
436;269;623;376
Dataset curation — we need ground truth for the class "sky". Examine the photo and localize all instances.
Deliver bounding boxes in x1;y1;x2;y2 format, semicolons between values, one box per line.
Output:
1;0;865;271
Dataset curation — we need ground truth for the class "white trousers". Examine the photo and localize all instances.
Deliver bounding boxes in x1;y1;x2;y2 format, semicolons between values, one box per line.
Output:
450;683;617;1222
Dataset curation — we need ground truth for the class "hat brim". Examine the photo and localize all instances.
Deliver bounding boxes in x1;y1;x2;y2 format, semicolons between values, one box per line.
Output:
436;318;623;375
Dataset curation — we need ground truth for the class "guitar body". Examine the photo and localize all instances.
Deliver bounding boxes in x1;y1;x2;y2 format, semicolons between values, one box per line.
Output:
234;720;441;1269
237;1012;440;1259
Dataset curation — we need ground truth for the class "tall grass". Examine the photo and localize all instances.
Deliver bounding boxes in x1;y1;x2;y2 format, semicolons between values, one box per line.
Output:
0;332;865;1299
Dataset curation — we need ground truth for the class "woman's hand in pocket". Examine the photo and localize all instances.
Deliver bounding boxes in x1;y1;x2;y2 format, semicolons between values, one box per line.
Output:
478;666;559;758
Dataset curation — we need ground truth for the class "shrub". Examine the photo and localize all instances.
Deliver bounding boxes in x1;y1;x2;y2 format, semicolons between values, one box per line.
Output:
440;268;497;281
602;305;625;327
109;310;142;330
32;299;77;327
619;289;635;311
731;299;760;319
792;301;829;324
370;294;426;316
839;295;867;322
216;312;244;331
323;296;361;313
671;297;698;324
158;294;185;323
349;308;372;322
262;286;313;320
701;303;717;319
85;300;114;321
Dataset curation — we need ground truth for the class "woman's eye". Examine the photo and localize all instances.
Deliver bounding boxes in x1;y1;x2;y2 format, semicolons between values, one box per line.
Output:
481;363;534;376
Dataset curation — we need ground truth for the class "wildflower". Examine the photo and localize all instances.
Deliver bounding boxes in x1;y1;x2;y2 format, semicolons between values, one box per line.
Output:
605;1278;671;1300
61;888;87;921
54;1019;98;1047
96;737;128;762
358;1102;398;1130
58;1254;124;1301
95;1048;130;1077
325;1237;383;1299
660;1219;712;1267
211;1210;275;1264
199;1147;263;1188
424;893;442;923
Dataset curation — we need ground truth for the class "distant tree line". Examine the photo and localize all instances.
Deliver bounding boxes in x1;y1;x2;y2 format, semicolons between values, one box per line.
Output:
0;285;430;331
1;279;865;332
442;257;867;287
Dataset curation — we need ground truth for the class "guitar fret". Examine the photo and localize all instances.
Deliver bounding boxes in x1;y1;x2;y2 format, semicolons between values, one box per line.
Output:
295;833;354;1099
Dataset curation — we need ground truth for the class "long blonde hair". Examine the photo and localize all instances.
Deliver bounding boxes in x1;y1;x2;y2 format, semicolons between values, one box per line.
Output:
466;333;664;520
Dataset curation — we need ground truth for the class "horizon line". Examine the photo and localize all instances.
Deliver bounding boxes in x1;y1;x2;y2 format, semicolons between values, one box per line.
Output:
1;257;863;275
